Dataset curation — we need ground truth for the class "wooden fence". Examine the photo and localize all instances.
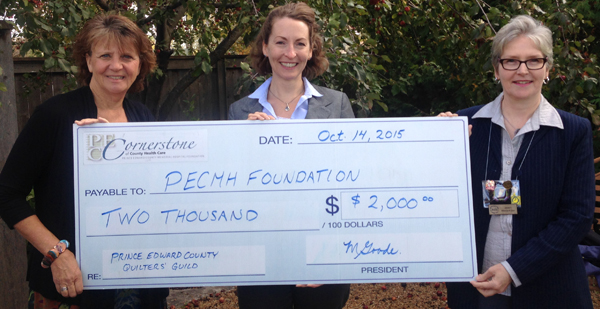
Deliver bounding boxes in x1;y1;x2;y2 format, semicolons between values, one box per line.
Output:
14;55;248;131
0;21;29;309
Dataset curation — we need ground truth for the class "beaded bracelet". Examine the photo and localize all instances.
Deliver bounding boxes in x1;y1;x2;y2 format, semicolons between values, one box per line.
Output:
41;240;69;269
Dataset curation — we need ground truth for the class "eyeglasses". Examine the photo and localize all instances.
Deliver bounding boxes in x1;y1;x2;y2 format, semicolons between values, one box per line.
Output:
498;58;547;71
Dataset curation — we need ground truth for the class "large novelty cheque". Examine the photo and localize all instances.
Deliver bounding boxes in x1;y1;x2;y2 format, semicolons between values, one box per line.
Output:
73;117;476;289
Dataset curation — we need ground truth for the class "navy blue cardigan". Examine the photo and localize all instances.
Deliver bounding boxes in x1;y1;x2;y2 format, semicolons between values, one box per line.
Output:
446;105;595;309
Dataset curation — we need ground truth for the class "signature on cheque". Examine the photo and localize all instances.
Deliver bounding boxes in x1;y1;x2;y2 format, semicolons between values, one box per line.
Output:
343;240;399;260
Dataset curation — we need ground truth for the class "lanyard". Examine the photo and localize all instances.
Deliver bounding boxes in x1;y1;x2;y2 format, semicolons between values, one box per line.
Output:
484;121;536;181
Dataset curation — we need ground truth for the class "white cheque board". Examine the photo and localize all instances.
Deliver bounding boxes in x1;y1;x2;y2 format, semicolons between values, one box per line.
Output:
73;117;476;289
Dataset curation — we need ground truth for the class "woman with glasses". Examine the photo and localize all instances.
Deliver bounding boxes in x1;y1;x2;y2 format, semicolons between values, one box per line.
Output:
442;15;594;308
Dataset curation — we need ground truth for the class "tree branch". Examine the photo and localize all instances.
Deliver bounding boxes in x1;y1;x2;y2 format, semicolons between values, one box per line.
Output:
94;0;109;11
136;0;240;26
439;0;476;29
212;3;241;9
474;0;496;34
157;22;248;120
250;0;259;15
137;0;187;27
143;3;186;115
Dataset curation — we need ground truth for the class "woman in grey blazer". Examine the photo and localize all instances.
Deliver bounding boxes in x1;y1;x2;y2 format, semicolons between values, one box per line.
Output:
228;3;353;309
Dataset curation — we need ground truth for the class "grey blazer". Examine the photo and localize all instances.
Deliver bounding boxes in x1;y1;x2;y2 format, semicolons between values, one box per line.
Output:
228;85;355;120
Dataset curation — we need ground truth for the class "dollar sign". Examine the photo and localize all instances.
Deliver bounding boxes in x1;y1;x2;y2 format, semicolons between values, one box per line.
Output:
325;195;339;216
352;194;360;208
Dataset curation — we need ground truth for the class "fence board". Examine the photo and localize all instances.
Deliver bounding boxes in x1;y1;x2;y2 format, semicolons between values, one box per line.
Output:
0;21;29;309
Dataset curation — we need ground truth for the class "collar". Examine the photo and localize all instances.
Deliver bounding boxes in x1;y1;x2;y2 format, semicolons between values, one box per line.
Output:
473;92;563;135
247;77;322;118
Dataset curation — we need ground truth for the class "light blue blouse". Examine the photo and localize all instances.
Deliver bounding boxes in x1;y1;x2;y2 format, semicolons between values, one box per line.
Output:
247;77;323;119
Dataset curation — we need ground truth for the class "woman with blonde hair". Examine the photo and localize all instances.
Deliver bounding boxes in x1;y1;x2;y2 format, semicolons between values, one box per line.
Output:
443;15;594;308
0;14;168;308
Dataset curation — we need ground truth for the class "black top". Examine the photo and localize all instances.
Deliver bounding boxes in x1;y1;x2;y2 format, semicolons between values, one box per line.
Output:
0;86;167;304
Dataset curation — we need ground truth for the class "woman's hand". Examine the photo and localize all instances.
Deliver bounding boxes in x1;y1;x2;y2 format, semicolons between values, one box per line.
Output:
295;284;323;288
470;263;512;297
247;112;275;120
51;249;84;298
437;111;472;136
14;217;83;298
437;111;458;117
74;117;109;126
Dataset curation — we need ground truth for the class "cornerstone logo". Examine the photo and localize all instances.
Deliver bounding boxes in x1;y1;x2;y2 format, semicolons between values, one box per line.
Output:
83;130;207;164
86;134;117;161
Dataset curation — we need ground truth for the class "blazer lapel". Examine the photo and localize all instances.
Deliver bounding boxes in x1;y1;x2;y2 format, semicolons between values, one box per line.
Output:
522;125;550;151
487;122;503;179
242;99;263;115
512;126;550;178
305;95;333;119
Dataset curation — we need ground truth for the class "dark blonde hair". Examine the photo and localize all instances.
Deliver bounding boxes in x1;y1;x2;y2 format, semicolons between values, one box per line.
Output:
72;14;156;93
250;2;328;80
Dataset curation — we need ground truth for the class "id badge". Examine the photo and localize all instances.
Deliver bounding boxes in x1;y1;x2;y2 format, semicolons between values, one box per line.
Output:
482;180;521;215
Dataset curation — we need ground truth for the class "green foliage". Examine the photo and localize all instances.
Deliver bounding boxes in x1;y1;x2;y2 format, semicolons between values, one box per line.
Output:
1;0;269;118
354;0;599;123
234;0;599;127
235;0;384;117
26;189;35;209
314;1;383;116
20;72;50;98
1;0;599;140
5;0;97;72
180;94;199;120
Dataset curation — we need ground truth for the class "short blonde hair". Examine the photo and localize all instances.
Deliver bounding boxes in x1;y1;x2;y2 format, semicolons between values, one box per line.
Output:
491;15;553;70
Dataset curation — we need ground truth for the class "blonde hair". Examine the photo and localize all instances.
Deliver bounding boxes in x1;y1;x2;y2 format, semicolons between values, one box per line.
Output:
491;15;553;70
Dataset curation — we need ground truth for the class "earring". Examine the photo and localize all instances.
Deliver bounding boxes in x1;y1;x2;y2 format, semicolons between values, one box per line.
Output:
543;76;550;84
494;77;500;84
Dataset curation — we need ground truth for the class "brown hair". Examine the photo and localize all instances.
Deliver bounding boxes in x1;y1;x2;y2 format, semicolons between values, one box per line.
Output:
250;2;328;80
72;14;156;93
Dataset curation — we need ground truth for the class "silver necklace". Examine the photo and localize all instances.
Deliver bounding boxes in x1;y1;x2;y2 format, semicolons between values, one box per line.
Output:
501;107;523;135
269;88;303;112
503;115;520;130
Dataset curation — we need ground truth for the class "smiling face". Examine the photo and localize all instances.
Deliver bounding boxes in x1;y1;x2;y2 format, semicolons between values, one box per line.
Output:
495;35;549;104
86;38;141;98
262;17;312;83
